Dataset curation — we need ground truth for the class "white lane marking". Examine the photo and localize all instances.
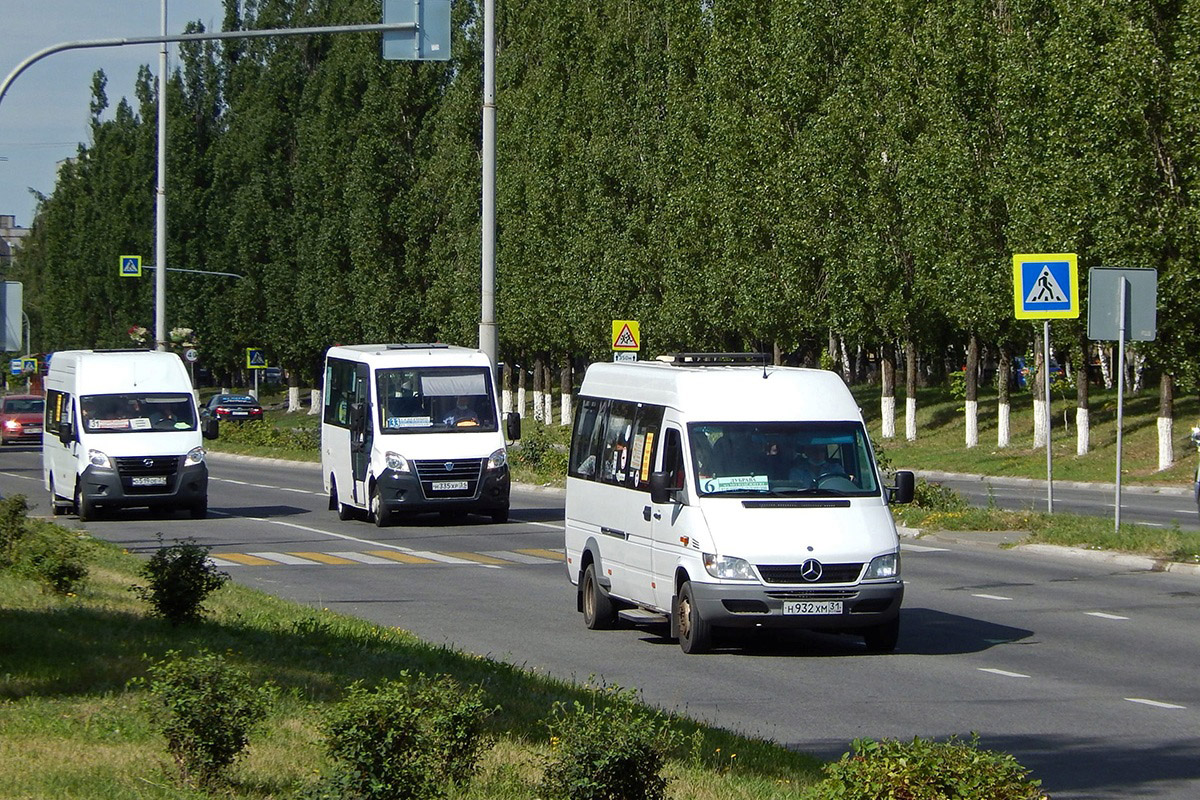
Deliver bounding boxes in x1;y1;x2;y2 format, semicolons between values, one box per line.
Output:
212;477;319;495
902;543;949;552
1126;698;1186;710
1086;611;1130;620
207;511;497;566
249;552;320;565
278;487;317;494
208;556;241;567
1140;522;1167;528
978;668;1031;679
479;550;553;564
221;479;250;485
972;593;1013;601
0;471;39;481
328;551;400;565
512;518;564;530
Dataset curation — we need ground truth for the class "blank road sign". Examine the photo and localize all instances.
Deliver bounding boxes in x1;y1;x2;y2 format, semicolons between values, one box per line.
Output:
382;0;451;61
1087;267;1157;342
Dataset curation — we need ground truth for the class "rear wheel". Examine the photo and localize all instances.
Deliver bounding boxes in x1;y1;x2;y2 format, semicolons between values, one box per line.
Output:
862;618;900;653
332;482;356;521
582;563;615;630
676;581;712;654
49;479;67;516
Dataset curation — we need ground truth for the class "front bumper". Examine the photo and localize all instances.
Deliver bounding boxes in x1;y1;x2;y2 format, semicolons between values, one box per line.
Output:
688;579;903;631
375;462;510;514
79;460;208;510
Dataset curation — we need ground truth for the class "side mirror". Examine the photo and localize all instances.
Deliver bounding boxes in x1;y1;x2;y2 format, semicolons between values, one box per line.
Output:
506;412;521;441
650;471;672;505
57;420;74;445
202;418;219;440
891;470;915;505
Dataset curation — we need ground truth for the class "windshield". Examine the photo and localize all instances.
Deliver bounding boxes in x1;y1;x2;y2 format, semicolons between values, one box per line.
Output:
80;393;198;433
688;421;879;497
3;398;43;414
376;367;498;434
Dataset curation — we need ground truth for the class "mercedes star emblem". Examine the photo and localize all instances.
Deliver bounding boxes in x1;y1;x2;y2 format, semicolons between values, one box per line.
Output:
800;558;823;582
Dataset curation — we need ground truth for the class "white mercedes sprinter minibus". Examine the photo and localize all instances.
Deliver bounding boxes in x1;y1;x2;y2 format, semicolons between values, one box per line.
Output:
321;344;520;526
564;354;914;654
43;349;216;521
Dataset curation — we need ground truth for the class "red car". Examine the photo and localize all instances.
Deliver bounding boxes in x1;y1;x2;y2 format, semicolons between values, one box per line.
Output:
0;394;45;446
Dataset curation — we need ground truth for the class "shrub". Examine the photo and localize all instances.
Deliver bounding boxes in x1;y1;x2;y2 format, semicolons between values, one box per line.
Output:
539;686;681;800
913;479;968;513
807;736;1046;800
511;422;569;476
131;536;229;624
14;519;90;594
0;493;29;566
322;672;492;800
144;649;272;786
219;419;320;451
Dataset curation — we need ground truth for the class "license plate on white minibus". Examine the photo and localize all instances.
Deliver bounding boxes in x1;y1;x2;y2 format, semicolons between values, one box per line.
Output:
131;476;167;487
783;601;843;615
432;480;468;491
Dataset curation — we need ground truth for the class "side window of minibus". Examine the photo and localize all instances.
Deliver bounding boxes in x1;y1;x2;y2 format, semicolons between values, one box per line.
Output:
598;401;637;487
627;405;664;492
568;398;605;480
46;390;63;434
661;427;685;491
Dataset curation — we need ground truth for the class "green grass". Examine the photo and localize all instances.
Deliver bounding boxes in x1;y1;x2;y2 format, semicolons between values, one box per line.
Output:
1;539;824;799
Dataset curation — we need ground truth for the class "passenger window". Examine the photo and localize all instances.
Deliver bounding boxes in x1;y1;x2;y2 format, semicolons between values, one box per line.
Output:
661;428;685;490
568;398;606;480
46;390;68;435
627;405;664;492
324;359;357;428
598;401;637;487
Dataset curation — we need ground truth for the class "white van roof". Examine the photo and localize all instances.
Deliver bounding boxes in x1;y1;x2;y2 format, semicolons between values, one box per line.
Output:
47;349;191;395
579;360;861;422
325;343;488;368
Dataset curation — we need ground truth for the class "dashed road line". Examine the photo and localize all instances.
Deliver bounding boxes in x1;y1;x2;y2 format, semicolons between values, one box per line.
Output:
207;547;566;568
902;543;949;552
972;593;1013;601
0;471;39;482
1126;698;1186;710
978;668;1031;679
1085;611;1130;620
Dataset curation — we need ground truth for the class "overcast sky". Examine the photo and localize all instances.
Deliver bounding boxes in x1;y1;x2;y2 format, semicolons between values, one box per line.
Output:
0;1;225;227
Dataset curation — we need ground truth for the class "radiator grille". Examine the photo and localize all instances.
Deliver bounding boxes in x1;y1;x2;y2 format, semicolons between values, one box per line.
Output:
414;458;485;499
114;455;180;494
757;563;863;584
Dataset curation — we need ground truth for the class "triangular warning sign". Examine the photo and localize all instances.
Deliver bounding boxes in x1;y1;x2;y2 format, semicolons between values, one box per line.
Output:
613;324;637;349
1025;266;1067;304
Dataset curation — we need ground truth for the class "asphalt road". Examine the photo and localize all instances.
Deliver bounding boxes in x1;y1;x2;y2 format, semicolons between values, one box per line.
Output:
3;445;1198;799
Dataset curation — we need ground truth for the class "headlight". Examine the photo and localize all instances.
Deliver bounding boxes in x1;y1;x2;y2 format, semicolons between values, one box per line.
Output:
703;553;757;581
87;449;112;469
3;419;19;430
385;451;411;473
864;552;900;580
185;447;206;466
487;448;507;470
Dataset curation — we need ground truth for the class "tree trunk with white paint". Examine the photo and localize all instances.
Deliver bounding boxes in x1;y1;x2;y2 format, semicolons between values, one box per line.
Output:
965;335;978;448
1076;332;1090;455
881;345;896;439
1032;330;1046;448
1077;408;1090;456
1099;346;1112;389
905;339;917;441
560;365;572;426
288;385;301;413
840;337;853;384
309;389;321;415
517;365;526;420
1159;373;1174;471
1131;349;1145;393
502;363;512;414
543;365;554;425
997;347;1011;448
532;359;544;423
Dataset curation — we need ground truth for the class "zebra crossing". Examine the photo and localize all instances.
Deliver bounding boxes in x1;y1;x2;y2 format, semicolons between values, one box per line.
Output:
208;547;565;568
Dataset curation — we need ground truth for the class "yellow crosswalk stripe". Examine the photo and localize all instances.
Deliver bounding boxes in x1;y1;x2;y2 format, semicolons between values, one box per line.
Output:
514;548;565;562
215;553;277;566
445;552;512;565
365;550;438;564
289;552;358;565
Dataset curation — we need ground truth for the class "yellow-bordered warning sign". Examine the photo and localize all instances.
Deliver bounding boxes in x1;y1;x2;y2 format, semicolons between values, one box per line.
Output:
119;255;142;278
1012;253;1079;319
612;320;640;351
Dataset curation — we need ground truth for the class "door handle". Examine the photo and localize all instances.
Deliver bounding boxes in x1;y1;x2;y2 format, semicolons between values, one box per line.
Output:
643;505;652;521
653;511;662;520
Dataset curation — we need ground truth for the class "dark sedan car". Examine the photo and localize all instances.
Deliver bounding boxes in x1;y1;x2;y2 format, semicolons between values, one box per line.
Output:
201;393;264;423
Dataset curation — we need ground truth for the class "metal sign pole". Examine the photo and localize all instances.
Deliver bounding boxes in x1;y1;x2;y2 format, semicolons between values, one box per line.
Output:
1044;320;1053;513
1115;277;1127;530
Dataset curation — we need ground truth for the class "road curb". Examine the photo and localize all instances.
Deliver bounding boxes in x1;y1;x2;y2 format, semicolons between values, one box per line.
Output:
205;450;320;470
914;469;1194;498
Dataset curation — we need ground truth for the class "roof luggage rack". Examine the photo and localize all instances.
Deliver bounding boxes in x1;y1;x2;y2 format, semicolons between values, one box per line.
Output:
385;343;449;350
655;352;769;366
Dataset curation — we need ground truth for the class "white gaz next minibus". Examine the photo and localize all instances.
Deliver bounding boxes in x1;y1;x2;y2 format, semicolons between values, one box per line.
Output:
564;354;914;654
321;344;520;526
43;349;216;521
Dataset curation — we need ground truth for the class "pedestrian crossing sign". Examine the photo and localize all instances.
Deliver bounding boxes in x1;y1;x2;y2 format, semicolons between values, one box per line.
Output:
119;255;142;278
1012;253;1079;319
611;320;640;351
246;348;268;369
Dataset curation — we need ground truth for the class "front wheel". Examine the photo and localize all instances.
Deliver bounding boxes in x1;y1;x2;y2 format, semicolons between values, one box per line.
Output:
189;498;208;519
371;487;391;528
74;483;96;523
676;581;712;654
581;563;615;630
862;618;900;653
490;507;509;524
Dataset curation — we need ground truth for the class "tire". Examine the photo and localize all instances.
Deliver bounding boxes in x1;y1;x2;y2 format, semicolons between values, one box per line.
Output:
862;617;900;653
49;479;66;516
676;580;712;654
332;483;356;521
190;499;208;519
490;507;509;524
371;486;391;528
581;563;615;630
73;483;96;523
